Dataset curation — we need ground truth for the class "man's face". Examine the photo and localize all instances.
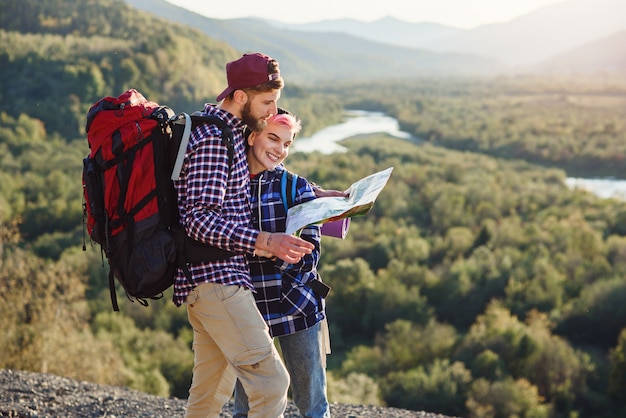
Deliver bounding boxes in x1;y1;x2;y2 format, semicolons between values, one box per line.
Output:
240;89;281;132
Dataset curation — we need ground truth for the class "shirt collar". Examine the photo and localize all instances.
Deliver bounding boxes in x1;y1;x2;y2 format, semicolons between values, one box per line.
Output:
203;103;246;131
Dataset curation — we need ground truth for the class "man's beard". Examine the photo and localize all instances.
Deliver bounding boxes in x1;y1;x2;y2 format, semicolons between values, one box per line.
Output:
241;101;267;132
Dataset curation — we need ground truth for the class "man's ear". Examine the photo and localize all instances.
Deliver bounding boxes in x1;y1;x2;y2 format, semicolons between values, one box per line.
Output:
233;89;248;105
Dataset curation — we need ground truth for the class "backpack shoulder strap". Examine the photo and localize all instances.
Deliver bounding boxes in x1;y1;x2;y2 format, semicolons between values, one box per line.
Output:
190;114;234;168
280;170;298;212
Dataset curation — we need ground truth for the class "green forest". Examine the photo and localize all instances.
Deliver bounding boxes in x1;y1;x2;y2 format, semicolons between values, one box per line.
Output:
2;1;626;417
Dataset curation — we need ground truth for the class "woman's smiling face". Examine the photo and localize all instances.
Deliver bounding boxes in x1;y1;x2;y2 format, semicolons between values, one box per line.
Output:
247;120;294;175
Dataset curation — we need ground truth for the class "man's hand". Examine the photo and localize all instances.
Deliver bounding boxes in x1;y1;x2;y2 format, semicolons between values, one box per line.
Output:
255;232;314;263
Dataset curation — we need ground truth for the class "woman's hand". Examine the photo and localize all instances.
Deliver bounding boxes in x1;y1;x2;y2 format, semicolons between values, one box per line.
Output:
312;185;349;198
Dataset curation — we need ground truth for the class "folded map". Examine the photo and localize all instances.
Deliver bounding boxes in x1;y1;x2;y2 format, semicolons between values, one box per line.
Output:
285;167;394;235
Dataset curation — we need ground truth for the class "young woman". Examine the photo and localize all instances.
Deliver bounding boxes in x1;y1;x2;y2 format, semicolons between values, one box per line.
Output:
233;112;331;418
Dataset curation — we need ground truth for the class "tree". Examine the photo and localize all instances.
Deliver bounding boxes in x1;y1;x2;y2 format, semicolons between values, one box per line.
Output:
91;311;194;397
608;329;626;401
457;302;593;412
466;377;551;418
0;227;125;386
327;371;381;406
559;277;626;348
380;359;472;416
322;258;377;348
340;319;458;378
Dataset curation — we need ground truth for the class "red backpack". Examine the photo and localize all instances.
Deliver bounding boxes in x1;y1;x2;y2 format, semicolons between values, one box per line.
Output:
83;89;235;310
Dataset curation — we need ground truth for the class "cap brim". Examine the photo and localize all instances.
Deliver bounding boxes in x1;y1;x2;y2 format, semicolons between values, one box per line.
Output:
216;87;234;102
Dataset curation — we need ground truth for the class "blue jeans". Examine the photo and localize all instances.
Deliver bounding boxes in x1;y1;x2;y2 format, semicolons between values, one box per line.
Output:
234;321;330;418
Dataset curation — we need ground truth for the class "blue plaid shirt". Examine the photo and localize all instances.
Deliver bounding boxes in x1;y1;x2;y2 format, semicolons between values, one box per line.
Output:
248;166;325;337
172;104;258;306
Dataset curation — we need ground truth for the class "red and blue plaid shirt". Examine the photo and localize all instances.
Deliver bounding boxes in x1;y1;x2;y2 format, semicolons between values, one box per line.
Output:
172;104;258;306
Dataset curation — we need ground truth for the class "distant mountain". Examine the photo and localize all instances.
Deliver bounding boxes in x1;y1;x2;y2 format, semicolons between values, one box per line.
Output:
535;29;626;73
126;0;503;83
263;0;626;70
129;0;625;79
267;16;464;50
419;0;626;67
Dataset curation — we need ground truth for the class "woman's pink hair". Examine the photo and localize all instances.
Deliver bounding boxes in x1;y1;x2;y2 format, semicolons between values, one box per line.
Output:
267;113;302;137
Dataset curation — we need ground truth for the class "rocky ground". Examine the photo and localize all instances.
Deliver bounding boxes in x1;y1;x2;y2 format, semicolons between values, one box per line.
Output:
0;369;459;418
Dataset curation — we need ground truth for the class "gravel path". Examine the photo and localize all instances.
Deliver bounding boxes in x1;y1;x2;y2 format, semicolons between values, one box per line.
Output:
0;369;458;417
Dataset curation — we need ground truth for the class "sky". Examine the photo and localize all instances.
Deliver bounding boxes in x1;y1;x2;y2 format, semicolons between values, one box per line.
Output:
165;0;568;29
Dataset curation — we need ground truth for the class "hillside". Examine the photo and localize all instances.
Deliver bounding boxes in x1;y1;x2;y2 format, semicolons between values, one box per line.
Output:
0;0;342;140
0;369;456;418
0;0;238;138
535;29;626;73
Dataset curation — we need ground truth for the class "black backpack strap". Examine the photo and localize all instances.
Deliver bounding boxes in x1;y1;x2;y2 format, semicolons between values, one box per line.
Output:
190;114;234;170
170;113;234;180
108;268;119;311
169;113;238;267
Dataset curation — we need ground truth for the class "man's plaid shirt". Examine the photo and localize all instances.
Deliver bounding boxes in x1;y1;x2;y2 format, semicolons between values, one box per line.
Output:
172;104;258;306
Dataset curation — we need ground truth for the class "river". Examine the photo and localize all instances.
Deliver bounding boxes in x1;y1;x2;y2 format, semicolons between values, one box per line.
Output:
293;110;626;201
292;110;415;154
565;178;626;200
